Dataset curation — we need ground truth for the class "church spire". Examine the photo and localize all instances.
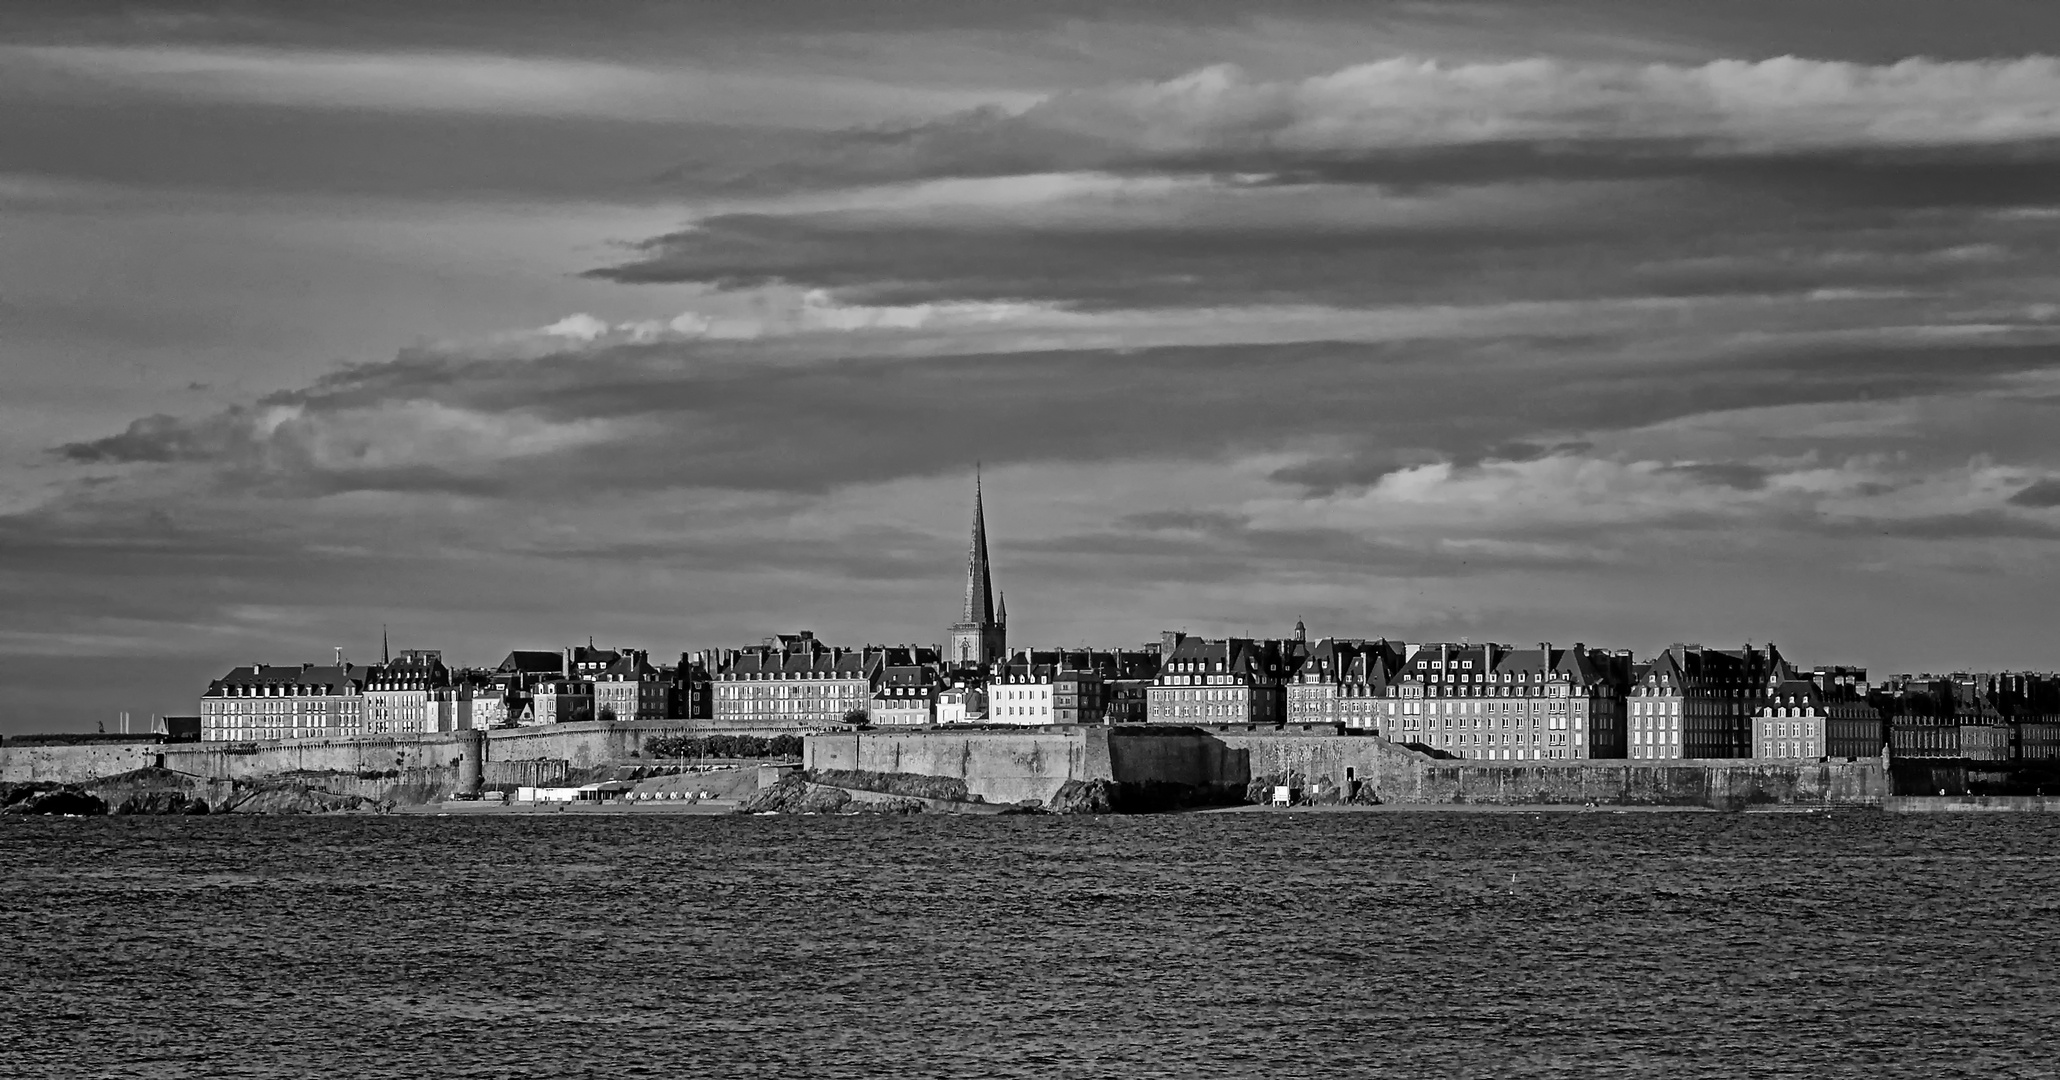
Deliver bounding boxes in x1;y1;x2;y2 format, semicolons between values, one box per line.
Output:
962;470;995;625
949;469;1005;667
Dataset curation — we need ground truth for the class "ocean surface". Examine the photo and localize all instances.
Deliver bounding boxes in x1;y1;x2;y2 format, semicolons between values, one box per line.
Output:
5;811;2059;1079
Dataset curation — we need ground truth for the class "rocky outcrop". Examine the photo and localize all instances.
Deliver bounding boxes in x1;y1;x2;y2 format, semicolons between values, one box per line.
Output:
738;775;926;815
1;781;61;808
1048;779;1118;814
219;783;387;815
808;768;975;803
113;791;204;816
82;767;226;815
1049;777;1243;814
0;788;109;816
1244;773;1361;807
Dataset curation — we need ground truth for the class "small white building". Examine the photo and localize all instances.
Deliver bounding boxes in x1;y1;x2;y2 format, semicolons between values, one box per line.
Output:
936;687;987;725
988;670;1055;725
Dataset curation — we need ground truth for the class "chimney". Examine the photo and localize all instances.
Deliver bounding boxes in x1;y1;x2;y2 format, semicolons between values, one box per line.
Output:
1161;630;1184;655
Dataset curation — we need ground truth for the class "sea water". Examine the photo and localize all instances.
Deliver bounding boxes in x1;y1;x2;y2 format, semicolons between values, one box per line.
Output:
4;812;2058;1078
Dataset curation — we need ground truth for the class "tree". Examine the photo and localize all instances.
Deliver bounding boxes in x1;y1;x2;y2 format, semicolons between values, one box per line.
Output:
597;705;618;724
840;708;870;726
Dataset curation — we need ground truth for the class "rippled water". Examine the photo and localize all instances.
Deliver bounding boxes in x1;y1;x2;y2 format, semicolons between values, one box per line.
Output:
5;811;2059;1079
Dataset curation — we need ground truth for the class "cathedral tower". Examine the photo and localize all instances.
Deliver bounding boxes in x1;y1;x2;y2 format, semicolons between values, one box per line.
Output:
948;472;1006;668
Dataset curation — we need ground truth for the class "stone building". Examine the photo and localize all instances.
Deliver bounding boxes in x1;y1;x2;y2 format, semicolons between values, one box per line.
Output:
526;679;595;726
1880;675;2014;762
871;665;937;726
983;649;1159;725
1753;679;1885;760
936;684;988;725
593;649;668;723
199;662;370;741
711;632;878;731
669;654;715;721
1387;642;1629;761
364;649;453;734
1286;637;1408;731
1630;643;1785;760
1146;632;1291;724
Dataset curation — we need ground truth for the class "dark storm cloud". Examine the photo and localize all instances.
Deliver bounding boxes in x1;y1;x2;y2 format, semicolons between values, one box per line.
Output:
57;413;236;465
589;180;2058;311
55;327;2060;500
629;54;2060;197
2007;478;2060;508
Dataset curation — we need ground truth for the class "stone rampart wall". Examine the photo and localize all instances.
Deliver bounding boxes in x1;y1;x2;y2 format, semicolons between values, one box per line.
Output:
806;728;1101;805
160;733;468;781
483;758;571;788
1;743;159;783
484;721;695;771
805;728;1888;809
1885;795;2060;812
4;722;1895;810
1105;730;1249;789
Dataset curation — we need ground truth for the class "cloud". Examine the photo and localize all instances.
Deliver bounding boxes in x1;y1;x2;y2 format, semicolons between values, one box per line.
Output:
656;54;2060;194
2008;478;2060;508
57;400;621;496
4;44;1034;126
1657;462;1772;490
591;169;2060;311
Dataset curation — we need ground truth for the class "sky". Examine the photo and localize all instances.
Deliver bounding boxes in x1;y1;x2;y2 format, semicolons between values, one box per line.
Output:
6;1;2060;732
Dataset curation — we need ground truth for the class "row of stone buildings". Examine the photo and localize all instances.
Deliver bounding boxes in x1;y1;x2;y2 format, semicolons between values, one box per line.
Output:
198;643;710;742
194;478;2060;766
194;628;2060;768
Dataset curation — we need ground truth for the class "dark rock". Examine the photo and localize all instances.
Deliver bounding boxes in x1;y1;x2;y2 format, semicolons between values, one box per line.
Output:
0;788;109;816
1048;779;1118;815
1;781;61;808
182;800;211;816
114;791;192;816
739;776;932;814
738;775;852;814
807;768;970;802
220;784;384;814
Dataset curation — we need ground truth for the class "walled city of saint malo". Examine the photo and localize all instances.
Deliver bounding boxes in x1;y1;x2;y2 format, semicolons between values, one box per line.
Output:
6;478;2056;817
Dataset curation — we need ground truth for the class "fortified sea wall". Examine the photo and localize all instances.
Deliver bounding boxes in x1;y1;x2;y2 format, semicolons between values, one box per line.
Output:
805;726;1889;809
0;722;696;788
0;743;161;784
6;722;1888;809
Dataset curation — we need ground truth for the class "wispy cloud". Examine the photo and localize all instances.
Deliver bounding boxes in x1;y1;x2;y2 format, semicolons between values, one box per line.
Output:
4;44;1037;126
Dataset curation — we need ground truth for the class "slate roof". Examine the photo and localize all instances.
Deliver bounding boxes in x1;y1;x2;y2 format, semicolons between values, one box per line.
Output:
498;650;564;675
206;664;369;694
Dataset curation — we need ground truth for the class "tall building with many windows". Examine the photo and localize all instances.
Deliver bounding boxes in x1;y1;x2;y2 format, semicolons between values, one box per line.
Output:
364;649;453;734
711;632;894;730
1753;679;1884;760
1386;643;1629;761
1630;643;1787;759
1286;638;1408;731
200;662;370;741
593;649;668;722
1147;632;1291;724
